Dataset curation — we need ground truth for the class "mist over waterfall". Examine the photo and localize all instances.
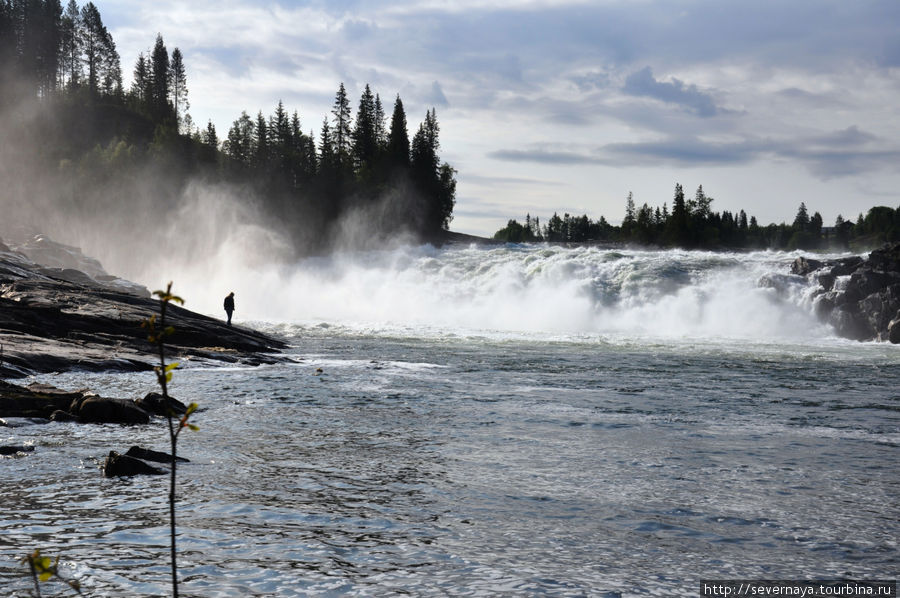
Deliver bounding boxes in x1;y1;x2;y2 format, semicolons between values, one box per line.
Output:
140;241;836;343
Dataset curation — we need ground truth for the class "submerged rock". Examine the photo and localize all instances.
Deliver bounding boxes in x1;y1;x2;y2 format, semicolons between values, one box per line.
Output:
125;445;189;463
49;409;79;422
0;444;34;456
103;451;165;477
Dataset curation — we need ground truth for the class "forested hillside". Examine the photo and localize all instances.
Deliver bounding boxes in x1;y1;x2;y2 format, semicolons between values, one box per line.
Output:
0;1;457;252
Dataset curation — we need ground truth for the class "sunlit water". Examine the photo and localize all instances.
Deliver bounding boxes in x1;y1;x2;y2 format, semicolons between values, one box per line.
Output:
2;246;898;596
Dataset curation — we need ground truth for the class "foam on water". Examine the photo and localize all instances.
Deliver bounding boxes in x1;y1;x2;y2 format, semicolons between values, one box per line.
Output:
161;243;859;348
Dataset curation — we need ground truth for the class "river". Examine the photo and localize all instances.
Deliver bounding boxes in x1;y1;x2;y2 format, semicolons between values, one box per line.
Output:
2;245;898;596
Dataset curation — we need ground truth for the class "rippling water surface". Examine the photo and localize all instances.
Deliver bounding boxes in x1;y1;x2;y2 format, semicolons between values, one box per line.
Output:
2;246;899;596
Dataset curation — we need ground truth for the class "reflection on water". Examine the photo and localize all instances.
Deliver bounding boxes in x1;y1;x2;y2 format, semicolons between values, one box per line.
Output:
2;332;898;596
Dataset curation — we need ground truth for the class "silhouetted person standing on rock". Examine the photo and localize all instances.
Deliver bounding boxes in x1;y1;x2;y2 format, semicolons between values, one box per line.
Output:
224;292;235;326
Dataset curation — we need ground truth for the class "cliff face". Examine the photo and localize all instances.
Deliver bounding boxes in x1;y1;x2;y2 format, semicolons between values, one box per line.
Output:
1;235;286;379
792;242;900;343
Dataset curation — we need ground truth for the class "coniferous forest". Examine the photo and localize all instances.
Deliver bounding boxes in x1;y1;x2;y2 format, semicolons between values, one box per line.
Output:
0;0;457;253
494;186;900;251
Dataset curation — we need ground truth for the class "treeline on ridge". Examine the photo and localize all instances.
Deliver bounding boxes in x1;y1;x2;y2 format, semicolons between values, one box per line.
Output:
0;0;456;251
494;184;900;250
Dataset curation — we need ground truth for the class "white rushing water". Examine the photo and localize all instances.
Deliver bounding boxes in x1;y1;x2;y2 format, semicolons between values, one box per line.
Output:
154;244;844;346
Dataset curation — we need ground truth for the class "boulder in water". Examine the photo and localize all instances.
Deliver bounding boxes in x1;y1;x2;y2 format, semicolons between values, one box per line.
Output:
125;445;189;463
135;392;187;416
0;444;34;456
49;409;79;422
77;397;150;424
889;314;900;344
103;451;165;477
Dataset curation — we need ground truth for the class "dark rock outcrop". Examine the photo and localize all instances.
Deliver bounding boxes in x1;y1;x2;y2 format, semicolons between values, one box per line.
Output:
0;234;286;379
49;409;79;422
78;396;150;424
793;242;900;342
0;444;34;456
0;381;173;424
103;451;165;477
0;381;87;419
135;392;187;416
125;445;189;463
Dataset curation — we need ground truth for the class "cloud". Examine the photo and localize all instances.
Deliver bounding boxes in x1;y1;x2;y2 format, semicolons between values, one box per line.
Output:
427;80;449;107
489;125;900;179
622;66;719;117
571;70;611;92
488;148;603;165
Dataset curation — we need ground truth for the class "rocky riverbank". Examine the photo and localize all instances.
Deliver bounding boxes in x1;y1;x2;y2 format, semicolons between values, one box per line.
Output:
792;241;900;343
1;234;286;380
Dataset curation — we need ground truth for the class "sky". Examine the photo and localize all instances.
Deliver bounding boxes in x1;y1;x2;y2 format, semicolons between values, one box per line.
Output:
99;0;900;237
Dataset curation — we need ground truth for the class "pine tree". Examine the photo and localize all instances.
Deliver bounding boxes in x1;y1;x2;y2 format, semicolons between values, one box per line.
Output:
80;3;106;94
100;29;121;96
374;93;386;148
386;94;409;171
331;82;352;169
410;109;443;233
793;202;810;232
130;52;150;104
667;183;689;246
224;111;254;166
694;185;712;220
270;100;290;167
254;111;268;167
352;84;377;174
169;47;188;129
149;33;170;115
437;162;456;230
202;119;218;149
318;117;335;173
622;191;636;237
59;0;81;88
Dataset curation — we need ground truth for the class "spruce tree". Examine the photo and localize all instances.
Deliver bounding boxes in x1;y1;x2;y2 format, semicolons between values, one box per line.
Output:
793;202;810;232
169;47;188;129
254;111;269;167
130;52;149;104
100;30;121;96
203;119;218;149
667;183;689;246
80;3;106;94
622;191;636;238
224;111;254;166
374;93;386;147
331;82;352;169
352;84;377;174
149;33;170;115
386;94;409;170
60;0;81;88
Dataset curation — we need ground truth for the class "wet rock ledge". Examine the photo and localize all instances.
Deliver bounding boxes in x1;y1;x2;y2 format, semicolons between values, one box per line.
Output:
1;235;287;379
792;241;900;343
